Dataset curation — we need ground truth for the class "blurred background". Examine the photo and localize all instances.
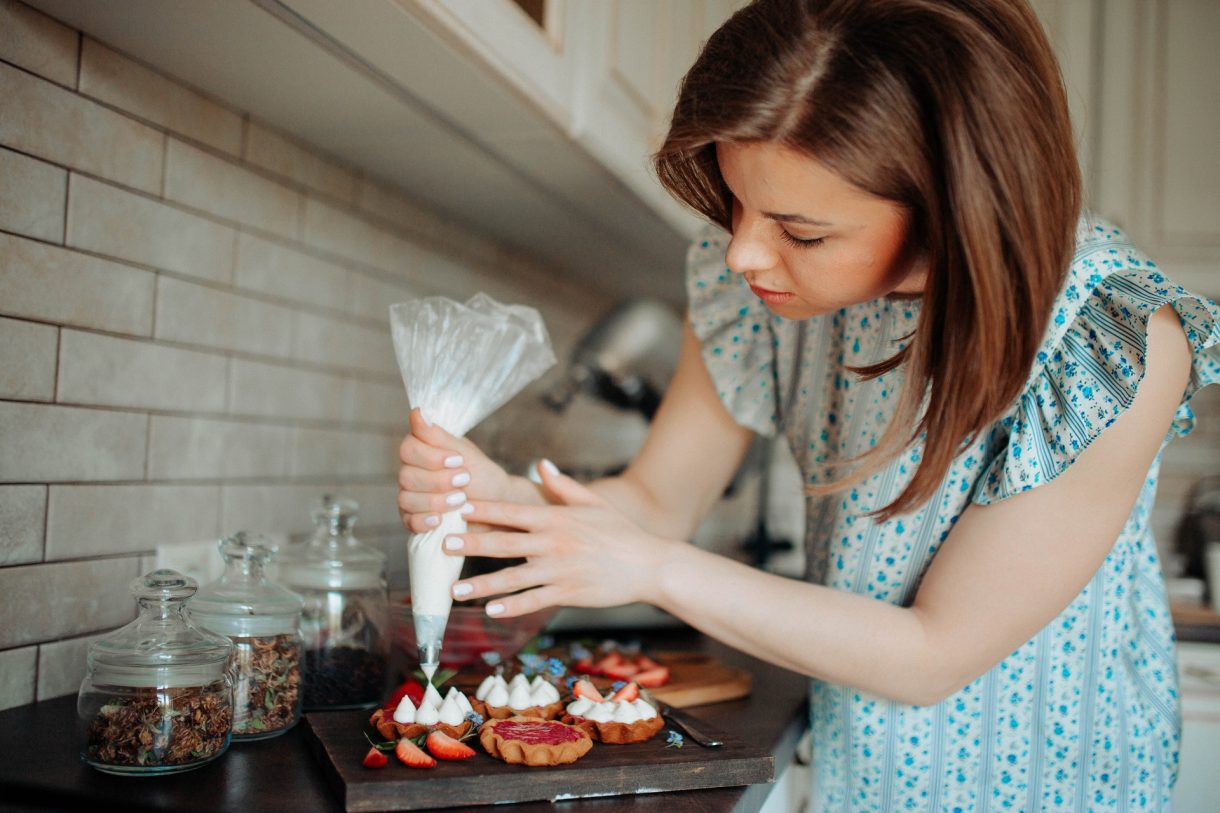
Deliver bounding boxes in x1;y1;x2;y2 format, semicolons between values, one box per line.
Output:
1;2;1218;783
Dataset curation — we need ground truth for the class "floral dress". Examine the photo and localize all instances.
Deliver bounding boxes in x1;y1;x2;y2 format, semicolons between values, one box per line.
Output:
687;215;1220;812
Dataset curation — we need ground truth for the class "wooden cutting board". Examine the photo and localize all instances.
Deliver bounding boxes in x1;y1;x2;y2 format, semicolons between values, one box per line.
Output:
305;708;773;812
637;650;752;708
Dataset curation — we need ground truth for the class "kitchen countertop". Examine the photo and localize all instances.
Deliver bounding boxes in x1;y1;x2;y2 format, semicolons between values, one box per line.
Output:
0;633;810;813
1172;600;1220;644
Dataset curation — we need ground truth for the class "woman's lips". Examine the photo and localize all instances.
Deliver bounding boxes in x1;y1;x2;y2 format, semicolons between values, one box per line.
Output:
748;283;795;305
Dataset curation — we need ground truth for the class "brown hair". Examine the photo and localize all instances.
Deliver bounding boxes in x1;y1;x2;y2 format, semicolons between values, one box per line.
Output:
655;0;1081;518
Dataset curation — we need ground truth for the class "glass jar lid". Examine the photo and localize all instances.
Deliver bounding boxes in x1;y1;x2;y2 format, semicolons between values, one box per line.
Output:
87;569;232;688
191;532;304;637
277;494;386;590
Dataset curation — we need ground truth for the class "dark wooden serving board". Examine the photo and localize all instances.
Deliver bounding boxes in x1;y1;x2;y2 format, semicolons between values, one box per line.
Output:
304;709;775;812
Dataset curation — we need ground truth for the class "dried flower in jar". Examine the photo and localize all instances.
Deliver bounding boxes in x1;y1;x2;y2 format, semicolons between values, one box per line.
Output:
84;685;232;768
231;634;301;736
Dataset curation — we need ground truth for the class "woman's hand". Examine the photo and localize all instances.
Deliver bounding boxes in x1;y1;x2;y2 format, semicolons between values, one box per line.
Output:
444;460;682;617
397;407;521;533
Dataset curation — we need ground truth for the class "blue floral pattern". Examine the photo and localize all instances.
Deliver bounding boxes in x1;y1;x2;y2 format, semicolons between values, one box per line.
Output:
687;215;1220;812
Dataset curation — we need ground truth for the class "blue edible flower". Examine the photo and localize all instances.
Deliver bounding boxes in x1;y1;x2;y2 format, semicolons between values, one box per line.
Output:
666;730;684;749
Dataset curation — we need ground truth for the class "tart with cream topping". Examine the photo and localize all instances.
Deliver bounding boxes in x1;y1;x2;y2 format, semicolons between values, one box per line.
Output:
561;681;664;744
471;673;564;720
369;683;474;740
479;716;592;766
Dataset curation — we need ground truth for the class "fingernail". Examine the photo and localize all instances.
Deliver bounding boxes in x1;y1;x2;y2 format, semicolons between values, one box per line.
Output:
419;409;433;427
424;514;440;528
540;458;559;477
452;582;472;597
444;536;464;551
445;491;467;506
486;603;505;616
444;455;464;469
451;472;471;487
459;503;475;515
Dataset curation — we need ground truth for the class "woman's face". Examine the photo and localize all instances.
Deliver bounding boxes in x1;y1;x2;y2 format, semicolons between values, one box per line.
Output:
717;141;926;320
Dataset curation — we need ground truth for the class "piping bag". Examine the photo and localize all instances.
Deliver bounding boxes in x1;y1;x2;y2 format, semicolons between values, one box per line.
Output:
390;293;555;681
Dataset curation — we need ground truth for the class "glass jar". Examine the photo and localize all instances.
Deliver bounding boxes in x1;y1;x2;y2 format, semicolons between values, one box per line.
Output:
191;532;304;740
77;569;233;775
275;494;388;710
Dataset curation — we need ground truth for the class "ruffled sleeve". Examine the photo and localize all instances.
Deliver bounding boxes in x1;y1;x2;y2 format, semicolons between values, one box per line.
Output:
685;224;779;437
973;219;1220;505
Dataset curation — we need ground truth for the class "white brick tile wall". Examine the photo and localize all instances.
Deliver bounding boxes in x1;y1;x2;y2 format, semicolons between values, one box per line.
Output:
0;232;155;336
234;230;351;312
0;646;37;711
346;271;420;324
163;138;301;241
78;39;243;156
0;60;163;194
154;275;294;358
0;485;46;565
301;194;407;274
289;426;398;479
36;632;100;702
343;378;409;429
147;416;289;480
0;145;66;241
220;483;330;536
0;316;57;401
56;329;228;412
227;358;347;422
66;174;235;284
0;557;140;648
45;484;222;560
245;121;361;205
0;401;146;482
0;0;78;88
292;310;398;376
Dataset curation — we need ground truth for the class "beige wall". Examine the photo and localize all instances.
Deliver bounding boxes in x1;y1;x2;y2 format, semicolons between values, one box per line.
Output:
0;0;631;710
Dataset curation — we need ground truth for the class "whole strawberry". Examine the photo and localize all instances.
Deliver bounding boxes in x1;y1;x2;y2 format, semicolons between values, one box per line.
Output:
361;746;388;769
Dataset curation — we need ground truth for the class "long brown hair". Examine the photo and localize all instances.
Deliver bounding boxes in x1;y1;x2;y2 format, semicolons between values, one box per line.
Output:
655;0;1081;518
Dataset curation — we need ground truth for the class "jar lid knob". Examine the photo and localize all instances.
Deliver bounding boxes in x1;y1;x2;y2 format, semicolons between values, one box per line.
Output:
130;568;197;601
218;531;276;563
311;493;359;531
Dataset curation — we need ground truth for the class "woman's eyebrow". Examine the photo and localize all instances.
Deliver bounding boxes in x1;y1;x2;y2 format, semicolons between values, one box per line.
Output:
764;212;834;227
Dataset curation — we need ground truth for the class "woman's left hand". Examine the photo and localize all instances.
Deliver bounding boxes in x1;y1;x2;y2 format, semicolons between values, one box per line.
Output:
443;460;679;618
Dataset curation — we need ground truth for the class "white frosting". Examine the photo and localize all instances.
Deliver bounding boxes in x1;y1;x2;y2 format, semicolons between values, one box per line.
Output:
632;698;658;720
529;675;548;692
611;701;641;724
507;674;530;694
456;690;474;715
392;695;417;724
447;686;473;715
407;512;467;658
475;675;496;701
584;702;614;723
438;694;465;726
566;697;594;717
415;700;440;726
484;682;509;707
423;682;443;709
531;682;560;706
508;682;535;710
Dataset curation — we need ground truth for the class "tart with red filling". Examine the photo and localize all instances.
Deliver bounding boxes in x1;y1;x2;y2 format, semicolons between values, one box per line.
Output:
479;716;593;766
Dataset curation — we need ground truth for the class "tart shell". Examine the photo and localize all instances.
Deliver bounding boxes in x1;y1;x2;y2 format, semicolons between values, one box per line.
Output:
470;697;565;721
479;716;593;766
561;712;665;744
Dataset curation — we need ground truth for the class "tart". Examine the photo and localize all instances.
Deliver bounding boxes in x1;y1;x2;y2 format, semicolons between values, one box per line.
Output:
471;673;564;720
561;680;664;744
479;716;592;766
369;684;473;740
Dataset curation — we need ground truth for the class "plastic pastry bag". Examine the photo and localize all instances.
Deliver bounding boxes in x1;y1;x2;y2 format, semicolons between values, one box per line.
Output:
389;293;556;673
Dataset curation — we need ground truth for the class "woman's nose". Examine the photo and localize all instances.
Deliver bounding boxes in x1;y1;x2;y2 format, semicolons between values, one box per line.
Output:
725;212;779;276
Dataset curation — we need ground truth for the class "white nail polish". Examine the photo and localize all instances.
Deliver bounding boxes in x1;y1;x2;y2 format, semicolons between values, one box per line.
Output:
452;472;471;487
445;536;464;551
424;515;440;528
486;603;505;616
452;582;472;597
540;458;559;477
459;503;475;515
444;455;464;469
445;491;467;506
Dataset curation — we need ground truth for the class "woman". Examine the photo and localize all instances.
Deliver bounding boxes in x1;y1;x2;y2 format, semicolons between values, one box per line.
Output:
397;0;1220;809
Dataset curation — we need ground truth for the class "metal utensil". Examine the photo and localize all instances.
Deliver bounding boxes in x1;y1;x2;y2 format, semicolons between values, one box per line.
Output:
652;698;725;748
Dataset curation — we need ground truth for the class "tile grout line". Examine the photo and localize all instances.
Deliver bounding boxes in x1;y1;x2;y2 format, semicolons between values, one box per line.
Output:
73;30;82;91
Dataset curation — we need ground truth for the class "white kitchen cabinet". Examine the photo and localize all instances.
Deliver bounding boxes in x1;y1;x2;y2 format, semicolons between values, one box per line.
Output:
1175;642;1220;811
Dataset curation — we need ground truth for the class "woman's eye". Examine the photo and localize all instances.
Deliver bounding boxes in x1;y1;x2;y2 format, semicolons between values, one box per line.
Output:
779;229;826;249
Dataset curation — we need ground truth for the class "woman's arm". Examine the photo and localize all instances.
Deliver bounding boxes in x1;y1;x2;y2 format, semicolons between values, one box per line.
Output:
454;305;1192;706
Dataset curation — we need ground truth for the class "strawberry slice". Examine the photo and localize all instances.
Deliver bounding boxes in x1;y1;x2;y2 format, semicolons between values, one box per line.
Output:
602;663;640;680
383;678;425;711
425;730;476;760
395;737;436;768
610;681;639;702
636;655;662;672
572;658;597;675
572;679;605;702
362;746;388;768
633;666;670;688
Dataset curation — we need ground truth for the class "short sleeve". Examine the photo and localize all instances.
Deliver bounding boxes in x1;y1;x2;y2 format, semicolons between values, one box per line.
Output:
973;228;1220;505
685;225;779;437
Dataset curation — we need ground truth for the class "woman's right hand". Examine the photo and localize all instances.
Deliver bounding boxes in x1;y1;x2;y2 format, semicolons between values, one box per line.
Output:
397;408;523;533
